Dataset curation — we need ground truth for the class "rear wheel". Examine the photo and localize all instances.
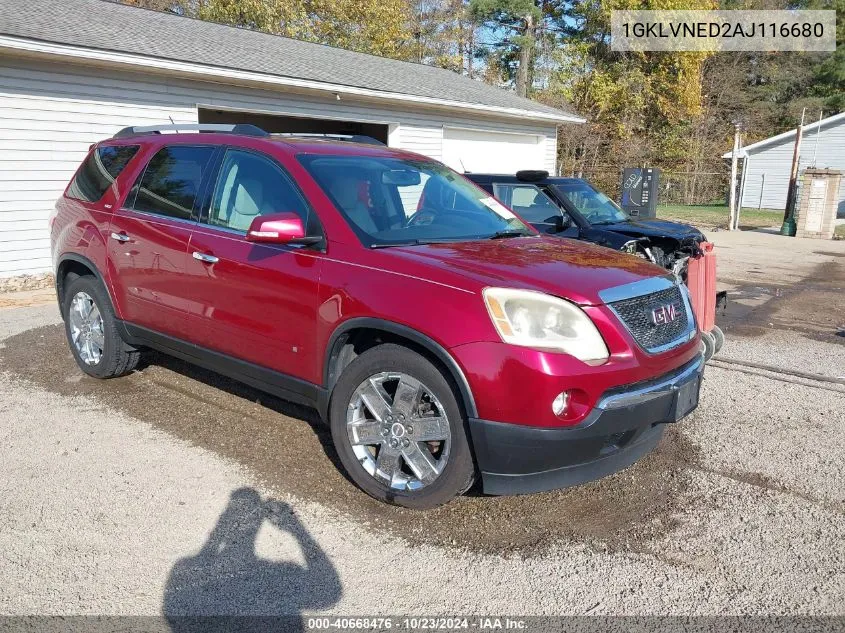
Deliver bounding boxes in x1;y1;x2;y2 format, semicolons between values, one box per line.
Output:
62;275;140;378
329;344;475;509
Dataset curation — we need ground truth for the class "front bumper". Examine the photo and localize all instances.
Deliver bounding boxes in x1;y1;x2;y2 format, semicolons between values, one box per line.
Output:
469;355;704;495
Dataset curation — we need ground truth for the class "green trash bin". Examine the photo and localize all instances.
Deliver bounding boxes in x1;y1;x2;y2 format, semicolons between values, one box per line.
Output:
780;217;797;236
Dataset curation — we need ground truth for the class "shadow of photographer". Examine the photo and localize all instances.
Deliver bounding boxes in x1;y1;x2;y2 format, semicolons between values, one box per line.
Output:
164;487;342;632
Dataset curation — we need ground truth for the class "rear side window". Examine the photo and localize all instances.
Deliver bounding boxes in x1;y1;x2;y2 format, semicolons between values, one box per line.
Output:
66;145;140;203
130;145;215;220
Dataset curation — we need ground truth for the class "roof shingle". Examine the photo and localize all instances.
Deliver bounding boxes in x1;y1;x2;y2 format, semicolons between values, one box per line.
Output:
0;0;580;122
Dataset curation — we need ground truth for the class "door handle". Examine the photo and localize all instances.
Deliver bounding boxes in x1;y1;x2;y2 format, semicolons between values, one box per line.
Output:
110;232;131;243
192;251;219;264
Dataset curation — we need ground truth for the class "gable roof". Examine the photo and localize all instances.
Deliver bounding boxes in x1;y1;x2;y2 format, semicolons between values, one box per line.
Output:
722;111;845;159
0;0;583;125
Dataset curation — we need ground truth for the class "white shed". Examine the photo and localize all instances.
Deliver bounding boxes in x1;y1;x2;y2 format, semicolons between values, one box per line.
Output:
723;112;845;214
0;0;582;278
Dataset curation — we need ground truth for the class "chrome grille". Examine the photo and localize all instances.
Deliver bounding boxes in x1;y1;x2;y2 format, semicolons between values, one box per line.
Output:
609;285;690;352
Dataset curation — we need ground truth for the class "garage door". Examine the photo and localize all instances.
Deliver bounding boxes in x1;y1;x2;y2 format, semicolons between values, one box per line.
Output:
441;127;547;174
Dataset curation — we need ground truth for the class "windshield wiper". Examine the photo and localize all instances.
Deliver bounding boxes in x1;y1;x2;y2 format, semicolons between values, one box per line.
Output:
488;230;532;240
370;240;427;249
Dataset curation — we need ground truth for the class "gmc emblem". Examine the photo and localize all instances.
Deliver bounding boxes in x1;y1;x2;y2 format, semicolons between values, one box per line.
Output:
651;303;678;325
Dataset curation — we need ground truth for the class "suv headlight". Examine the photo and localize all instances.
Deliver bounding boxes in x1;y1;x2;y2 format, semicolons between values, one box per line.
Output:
483;287;609;363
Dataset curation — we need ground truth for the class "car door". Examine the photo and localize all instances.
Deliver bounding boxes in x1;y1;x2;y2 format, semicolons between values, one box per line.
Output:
491;182;580;238
180;147;323;382
108;144;217;338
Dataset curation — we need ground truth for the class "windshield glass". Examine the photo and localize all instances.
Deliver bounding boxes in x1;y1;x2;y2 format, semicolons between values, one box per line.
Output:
553;181;628;225
298;155;533;246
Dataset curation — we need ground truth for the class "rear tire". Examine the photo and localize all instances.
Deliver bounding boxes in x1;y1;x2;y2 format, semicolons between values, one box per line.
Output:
329;343;476;509
62;275;140;379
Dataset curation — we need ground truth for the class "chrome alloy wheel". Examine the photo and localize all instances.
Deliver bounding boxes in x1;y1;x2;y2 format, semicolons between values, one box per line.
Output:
68;291;105;365
346;372;451;491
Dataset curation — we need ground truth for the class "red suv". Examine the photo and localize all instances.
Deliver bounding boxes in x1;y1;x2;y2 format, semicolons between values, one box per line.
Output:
50;124;703;509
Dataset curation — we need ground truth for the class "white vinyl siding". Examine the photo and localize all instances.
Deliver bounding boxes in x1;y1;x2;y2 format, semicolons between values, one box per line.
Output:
0;56;559;276
740;118;845;213
397;125;443;160
441;127;552;174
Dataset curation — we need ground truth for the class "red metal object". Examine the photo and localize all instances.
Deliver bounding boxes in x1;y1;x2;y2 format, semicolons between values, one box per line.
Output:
687;242;717;332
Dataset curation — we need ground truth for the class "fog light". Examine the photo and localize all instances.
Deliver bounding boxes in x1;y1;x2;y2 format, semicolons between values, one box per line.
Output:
552;391;570;416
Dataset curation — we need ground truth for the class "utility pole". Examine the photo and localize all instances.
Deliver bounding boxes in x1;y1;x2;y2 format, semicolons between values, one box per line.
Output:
780;108;806;236
728;122;742;231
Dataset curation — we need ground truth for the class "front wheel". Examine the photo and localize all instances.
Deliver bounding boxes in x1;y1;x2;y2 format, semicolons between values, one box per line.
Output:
329;344;476;509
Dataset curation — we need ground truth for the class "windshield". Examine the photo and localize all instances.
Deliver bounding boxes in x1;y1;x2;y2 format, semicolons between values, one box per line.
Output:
553;181;628;225
298;155;533;246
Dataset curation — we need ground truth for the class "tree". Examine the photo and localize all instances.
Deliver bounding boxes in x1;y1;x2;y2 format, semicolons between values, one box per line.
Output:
545;0;713;181
410;0;481;75
810;0;845;111
121;0;186;11
468;0;545;96
195;0;415;59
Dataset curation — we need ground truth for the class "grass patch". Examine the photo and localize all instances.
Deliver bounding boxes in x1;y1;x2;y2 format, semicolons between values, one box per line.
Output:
656;204;783;230
835;223;845;239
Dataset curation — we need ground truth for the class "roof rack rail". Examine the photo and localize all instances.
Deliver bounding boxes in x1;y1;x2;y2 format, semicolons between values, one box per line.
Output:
112;123;269;139
272;133;386;146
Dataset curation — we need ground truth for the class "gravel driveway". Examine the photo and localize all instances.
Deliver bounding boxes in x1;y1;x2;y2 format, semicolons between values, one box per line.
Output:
0;240;843;620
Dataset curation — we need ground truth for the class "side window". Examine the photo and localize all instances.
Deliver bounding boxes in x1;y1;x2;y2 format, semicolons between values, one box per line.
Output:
67;145;140;203
131;145;215;220
492;183;561;224
207;149;310;232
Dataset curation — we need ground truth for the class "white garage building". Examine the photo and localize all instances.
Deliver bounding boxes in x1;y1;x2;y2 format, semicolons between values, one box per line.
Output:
0;0;582;278
724;111;845;214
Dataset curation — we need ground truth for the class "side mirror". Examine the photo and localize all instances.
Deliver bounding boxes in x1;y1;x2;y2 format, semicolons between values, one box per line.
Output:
246;213;320;245
552;214;572;232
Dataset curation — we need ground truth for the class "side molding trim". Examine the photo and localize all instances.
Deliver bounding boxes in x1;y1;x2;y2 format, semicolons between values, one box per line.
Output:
120;322;328;416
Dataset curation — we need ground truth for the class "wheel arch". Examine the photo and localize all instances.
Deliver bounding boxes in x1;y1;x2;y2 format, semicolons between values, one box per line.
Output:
56;253;107;308
323;318;478;420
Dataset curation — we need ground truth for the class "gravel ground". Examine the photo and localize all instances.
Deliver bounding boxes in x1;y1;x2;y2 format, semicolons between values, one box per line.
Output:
0;252;843;618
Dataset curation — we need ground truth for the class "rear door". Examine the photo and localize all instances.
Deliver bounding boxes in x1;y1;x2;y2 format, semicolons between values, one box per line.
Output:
108;144;217;337
180;147;323;382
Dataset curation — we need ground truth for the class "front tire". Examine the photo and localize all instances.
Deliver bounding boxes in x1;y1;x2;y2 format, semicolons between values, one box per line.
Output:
62;275;139;379
329;344;476;509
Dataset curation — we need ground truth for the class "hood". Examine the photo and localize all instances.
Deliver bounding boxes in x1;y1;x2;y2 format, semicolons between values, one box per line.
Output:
379;236;667;306
598;218;705;241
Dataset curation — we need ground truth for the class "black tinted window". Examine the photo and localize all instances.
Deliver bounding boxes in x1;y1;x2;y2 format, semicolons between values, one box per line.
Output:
66;145;139;203
131;146;215;220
